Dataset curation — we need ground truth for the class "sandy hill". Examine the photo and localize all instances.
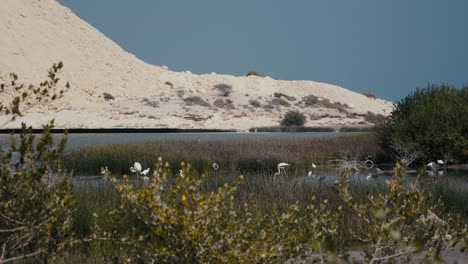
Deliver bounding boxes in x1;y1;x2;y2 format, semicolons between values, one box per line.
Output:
0;0;394;131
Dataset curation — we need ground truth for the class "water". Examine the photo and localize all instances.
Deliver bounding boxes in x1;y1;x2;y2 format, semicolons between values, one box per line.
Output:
0;132;363;151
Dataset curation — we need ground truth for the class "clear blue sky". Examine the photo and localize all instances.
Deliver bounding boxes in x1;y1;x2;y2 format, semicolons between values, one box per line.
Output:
59;0;468;102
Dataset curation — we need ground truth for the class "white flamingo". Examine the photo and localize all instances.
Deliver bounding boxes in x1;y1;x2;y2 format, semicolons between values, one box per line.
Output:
308;163;317;177
141;168;150;176
130;162;142;173
213;162;219;172
274;162;290;177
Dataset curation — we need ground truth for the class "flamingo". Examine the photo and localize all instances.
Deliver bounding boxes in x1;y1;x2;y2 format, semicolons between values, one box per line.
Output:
274;162;290;177
367;173;378;181
213;162;219;172
213;162;220;189
141;168;150;176
308;163;317;177
130;162;142;173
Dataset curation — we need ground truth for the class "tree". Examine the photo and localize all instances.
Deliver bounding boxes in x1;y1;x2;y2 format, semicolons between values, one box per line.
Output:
377;84;468;163
280;110;306;127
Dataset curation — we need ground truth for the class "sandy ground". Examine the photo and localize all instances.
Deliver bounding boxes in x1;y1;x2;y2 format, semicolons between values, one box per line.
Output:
0;0;394;131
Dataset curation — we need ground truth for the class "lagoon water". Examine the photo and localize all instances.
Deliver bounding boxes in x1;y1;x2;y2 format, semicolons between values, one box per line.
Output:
0;132;364;151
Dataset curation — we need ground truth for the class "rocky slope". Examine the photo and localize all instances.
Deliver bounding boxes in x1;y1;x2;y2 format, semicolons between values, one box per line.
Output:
0;0;394;131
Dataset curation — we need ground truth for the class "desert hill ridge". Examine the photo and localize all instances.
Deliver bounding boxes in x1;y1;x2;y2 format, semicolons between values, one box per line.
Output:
0;0;394;131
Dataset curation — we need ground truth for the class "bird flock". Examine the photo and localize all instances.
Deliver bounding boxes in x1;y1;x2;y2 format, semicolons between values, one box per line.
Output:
99;158;448;184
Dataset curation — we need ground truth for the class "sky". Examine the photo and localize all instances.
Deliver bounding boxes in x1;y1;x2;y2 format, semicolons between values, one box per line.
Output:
59;0;468;102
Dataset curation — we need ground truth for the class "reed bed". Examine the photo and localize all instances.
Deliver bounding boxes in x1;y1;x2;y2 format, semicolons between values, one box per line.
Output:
64;134;386;175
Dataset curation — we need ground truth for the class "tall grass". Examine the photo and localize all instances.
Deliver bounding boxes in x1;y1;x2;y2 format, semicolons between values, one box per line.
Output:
35;169;466;263
64;134;387;175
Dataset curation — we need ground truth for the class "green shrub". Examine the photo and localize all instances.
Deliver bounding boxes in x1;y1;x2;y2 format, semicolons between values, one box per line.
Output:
0;64;75;263
280;110;306;127
377;84;468;163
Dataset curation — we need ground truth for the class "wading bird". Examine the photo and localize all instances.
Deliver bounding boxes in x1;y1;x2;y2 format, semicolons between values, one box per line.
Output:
437;160;445;165
426;162;436;170
366;173;378;181
130;162;142;173
308;163;317;177
179;170;184;178
141;168;150;176
101;166;108;175
213;162;219;172
213;162;220;188
274;162;290;177
375;167;383;175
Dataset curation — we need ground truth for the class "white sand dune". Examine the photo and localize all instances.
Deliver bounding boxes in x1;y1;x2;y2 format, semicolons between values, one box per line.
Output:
0;0;394;131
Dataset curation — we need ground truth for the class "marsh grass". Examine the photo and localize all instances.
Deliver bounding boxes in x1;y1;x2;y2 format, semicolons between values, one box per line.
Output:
34;169;465;263
63;134;386;175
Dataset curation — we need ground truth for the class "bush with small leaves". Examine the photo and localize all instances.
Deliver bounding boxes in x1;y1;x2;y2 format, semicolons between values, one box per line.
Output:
97;158;340;262
335;162;466;263
280;110;306;127
0;62;69;125
0;64;76;263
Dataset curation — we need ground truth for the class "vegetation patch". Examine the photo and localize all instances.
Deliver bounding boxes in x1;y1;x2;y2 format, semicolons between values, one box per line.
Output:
302;95;320;106
364;111;386;124
377;84;468;163
249;100;261;108
141;98;159;108
213;83;232;97
164;81;174;88
362;92;377;99
213;98;235;109
245;71;267;77
271;98;291;107
281;110;306;127
103;92;115;101
183;96;211;107
274;92;296;101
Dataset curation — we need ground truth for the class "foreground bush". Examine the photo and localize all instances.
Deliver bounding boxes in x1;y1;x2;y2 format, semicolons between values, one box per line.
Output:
0;65;75;263
378;84;468;163
97;159;340;262
337;162;466;262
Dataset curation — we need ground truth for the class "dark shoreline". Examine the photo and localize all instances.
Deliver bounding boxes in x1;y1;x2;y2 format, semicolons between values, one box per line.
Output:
0;128;236;134
0;126;375;134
